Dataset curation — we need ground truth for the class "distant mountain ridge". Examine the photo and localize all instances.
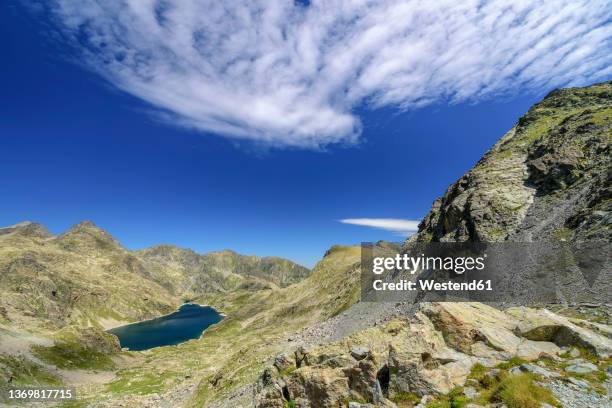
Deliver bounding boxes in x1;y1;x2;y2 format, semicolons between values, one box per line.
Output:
0;220;310;332
137;246;310;295
0;219;361;407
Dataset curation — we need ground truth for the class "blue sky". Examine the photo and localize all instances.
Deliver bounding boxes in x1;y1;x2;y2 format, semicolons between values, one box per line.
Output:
1;1;610;267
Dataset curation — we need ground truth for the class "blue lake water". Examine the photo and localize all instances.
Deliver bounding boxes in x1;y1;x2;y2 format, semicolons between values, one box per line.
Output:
109;304;223;351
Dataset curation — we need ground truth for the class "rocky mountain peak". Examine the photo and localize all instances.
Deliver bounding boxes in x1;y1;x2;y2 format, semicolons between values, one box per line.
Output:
0;221;52;239
56;220;122;252
414;81;611;243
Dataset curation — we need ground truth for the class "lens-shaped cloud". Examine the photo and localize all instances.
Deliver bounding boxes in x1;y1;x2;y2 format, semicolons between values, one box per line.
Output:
340;218;420;236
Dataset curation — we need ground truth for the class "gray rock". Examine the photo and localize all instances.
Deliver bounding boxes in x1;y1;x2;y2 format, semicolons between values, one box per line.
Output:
568;347;581;358
514;363;560;378
509;366;522;375
273;353;294;373
348;403;376;408
463;386;478;399
416;395;435;408
545;379;610;408
565;362;598;374
350;346;371;361
567;377;589;388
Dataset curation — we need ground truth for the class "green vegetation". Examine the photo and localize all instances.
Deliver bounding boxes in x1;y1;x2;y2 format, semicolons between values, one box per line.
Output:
107;369;176;395
31;341;114;370
0;354;61;386
426;387;469;408
467;367;558;408
559;346;597;363
467;362;487;382
58;400;90;408
552;227;573;241
493;373;557;408
496;356;527;370
279;366;296;377
391;391;420;404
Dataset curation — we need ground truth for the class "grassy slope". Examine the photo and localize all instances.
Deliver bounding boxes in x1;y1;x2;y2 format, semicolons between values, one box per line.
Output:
63;245;361;406
0;222;318;406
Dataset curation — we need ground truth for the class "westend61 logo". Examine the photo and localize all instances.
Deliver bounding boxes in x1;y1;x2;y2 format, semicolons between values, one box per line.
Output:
361;241;611;305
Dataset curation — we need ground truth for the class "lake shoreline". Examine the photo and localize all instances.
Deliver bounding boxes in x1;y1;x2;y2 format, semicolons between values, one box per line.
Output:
108;303;224;351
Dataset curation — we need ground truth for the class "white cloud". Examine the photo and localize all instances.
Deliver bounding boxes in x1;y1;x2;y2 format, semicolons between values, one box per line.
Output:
45;0;611;148
340;218;420;236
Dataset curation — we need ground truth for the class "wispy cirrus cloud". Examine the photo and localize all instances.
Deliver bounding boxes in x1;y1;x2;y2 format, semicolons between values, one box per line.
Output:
339;218;420;236
43;0;611;148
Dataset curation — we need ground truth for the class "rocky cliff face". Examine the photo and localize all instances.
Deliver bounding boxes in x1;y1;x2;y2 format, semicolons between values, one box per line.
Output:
416;81;611;243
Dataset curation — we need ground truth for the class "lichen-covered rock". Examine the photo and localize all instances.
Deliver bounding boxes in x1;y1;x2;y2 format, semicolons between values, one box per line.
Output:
414;81;611;244
254;367;286;408
273;353;295;373
388;344;476;396
350;346;371;361
343;355;389;404
507;306;612;358
421;303;560;359
285;366;350;408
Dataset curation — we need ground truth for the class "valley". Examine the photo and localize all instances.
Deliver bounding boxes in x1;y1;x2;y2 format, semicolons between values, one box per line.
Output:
1;81;611;407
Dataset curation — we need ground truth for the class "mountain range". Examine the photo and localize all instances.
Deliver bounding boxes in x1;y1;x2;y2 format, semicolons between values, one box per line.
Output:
0;81;610;407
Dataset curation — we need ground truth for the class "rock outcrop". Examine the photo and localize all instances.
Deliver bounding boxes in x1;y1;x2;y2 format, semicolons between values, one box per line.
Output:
416;81;611;243
255;302;610;407
254;81;612;408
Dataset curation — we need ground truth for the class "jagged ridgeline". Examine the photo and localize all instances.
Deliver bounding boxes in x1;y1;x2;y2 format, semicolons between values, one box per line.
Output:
0;220;310;330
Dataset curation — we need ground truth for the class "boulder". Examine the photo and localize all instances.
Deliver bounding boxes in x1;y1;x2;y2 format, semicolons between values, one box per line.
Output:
564;362;598;374
509;363;560;378
420;303;516;354
274;353;294;373
350;346;371;361
421;303;560;359
388;344;476;396
342;358;381;403
507;307;612;358
254;367;286;408
285;366;350;408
